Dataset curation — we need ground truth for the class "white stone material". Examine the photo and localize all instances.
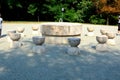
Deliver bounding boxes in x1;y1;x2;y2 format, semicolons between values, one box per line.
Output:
19;33;25;38
96;35;108;51
96;35;108;44
87;32;94;36
67;47;80;55
10;41;22;48
106;32;115;39
107;39;116;46
87;27;94;32
7;36;12;42
41;22;82;36
32;31;39;35
32;46;45;54
100;29;108;35
17;27;25;33
96;44;108;51
9;33;21;41
32;26;39;31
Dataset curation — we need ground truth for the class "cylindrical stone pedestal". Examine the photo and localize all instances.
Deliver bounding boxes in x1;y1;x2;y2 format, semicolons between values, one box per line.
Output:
17;27;25;38
7;30;16;42
87;27;94;36
96;44;108;52
96;35;108;51
10;41;22;48
67;47;81;55
32;26;39;35
32;31;39;35
32;36;45;54
7;36;13;42
107;39;116;46
100;29;107;35
32;46;45;54
67;38;81;55
87;32;94;36
106;32;116;46
9;33;21;48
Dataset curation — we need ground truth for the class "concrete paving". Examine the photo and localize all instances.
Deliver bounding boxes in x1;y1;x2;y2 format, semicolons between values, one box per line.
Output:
0;22;120;80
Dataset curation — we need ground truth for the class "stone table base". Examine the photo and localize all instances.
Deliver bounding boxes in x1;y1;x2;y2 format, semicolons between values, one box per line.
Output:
32;46;45;54
96;44;108;51
67;47;80;55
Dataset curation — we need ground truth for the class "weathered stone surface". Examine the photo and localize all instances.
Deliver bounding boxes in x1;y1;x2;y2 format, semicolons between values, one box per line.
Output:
32;26;39;31
10;41;22;48
17;27;25;33
32;31;39;35
32;36;45;45
87;27;94;32
96;35;108;44
107;39;116;46
19;33;25;38
44;36;80;44
41;22;82;36
7;36;12;42
87;32;94;36
96;44;108;51
7;30;16;36
68;38;81;47
32;46;45;54
106;32;115;39
9;33;21;41
67;47;80;55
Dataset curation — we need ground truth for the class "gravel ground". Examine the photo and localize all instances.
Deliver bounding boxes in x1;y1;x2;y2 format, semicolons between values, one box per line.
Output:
0;22;120;80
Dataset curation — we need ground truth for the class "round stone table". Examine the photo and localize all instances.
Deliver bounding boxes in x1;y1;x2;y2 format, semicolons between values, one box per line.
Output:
41;22;82;44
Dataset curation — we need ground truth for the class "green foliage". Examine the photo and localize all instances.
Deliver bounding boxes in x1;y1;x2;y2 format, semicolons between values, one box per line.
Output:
63;9;79;22
27;4;37;15
89;15;106;24
0;0;118;25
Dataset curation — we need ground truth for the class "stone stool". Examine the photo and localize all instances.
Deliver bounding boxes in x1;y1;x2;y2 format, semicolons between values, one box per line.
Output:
32;36;45;54
32;26;39;35
87;27;94;36
106;32;116;45
17;27;25;38
67;37;81;55
96;35;108;51
9;33;21;48
7;30;16;42
100;29;108;35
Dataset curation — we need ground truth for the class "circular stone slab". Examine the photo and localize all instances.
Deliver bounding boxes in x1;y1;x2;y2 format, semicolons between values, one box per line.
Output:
41;22;82;37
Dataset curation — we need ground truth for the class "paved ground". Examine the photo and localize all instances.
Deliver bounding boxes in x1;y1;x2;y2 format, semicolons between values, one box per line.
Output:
0;22;120;80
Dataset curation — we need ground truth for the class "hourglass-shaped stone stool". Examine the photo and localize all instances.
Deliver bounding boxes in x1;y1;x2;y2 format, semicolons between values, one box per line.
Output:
17;27;25;38
7;30;16;42
96;35;108;51
67;37;81;55
9;33;21;48
32;36;45;54
32;26;39;35
106;32;116;45
87;27;94;36
100;29;108;35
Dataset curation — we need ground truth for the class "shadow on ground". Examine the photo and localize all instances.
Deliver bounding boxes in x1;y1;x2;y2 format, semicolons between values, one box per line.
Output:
0;42;120;80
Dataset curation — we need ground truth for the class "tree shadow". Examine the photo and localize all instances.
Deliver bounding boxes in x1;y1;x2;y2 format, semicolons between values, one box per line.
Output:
0;42;120;80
